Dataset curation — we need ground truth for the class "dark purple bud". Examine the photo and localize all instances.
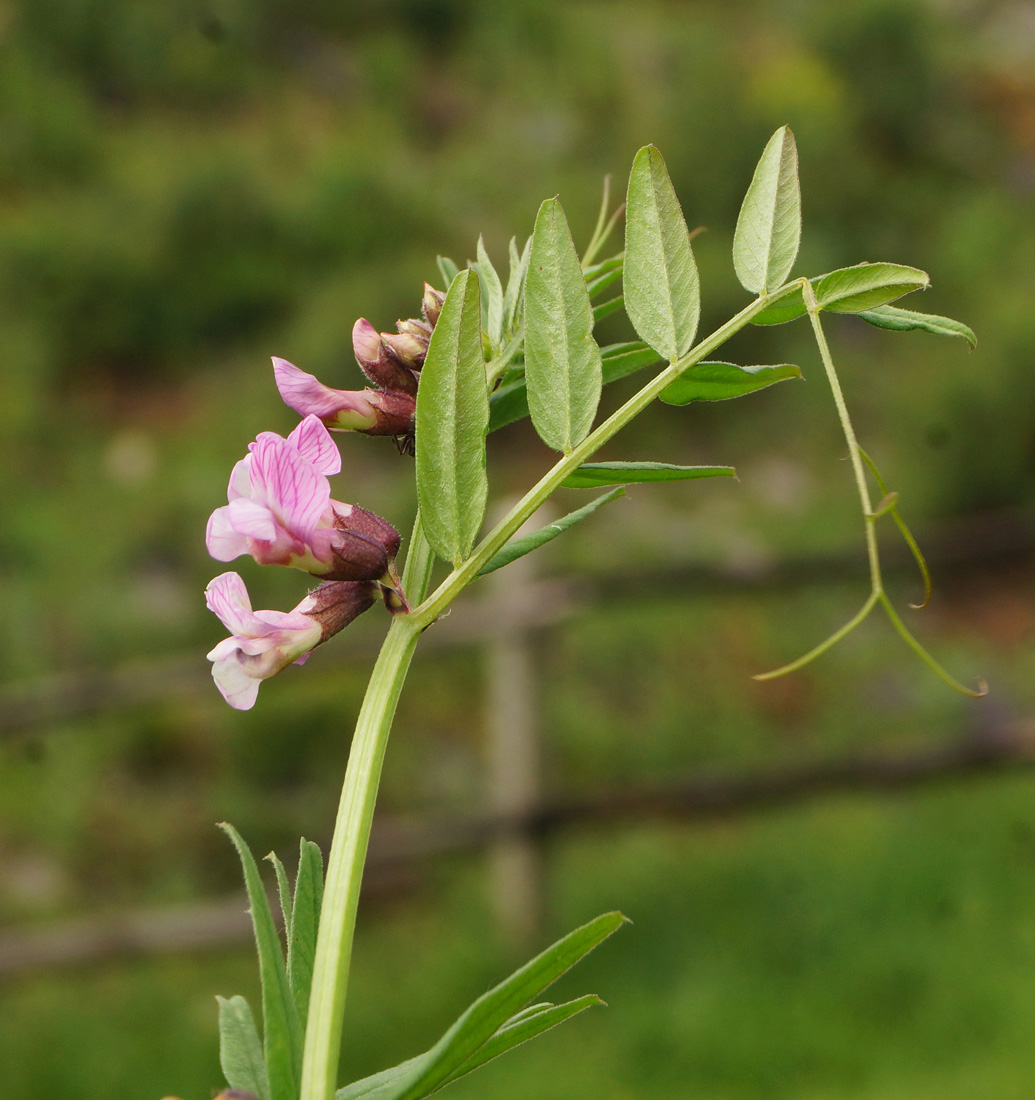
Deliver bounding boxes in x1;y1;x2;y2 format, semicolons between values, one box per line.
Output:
352;318;418;395
364;389;416;436
421;283;446;327
303;579;379;640
312;505;402;583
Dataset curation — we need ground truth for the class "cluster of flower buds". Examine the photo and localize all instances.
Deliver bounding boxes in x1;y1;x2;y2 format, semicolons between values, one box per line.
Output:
204;414;404;709
273;283;446;451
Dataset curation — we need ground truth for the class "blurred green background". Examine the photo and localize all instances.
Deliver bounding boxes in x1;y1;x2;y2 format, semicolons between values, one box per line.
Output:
2;0;1035;1097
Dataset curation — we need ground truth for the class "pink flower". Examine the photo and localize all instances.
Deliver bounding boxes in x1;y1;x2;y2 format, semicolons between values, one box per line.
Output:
273;357;416;437
206;414;400;581
205;572;377;709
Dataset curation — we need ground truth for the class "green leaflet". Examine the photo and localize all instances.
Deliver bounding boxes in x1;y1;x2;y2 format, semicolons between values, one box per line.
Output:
857;304;976;348
416;269;490;564
218;995;270;1100
753;263;930;325
624;145;700;362
487;342;660;435
335;997;602;1100
436;255;459;286
475;235;505;352
288;839;324;1032
660;361;802;405
524;197;603;452
477;488;625;576
733;126;801;295
562;461;735;489
333;911;625;1100
220;824;302;1100
502;235;531;333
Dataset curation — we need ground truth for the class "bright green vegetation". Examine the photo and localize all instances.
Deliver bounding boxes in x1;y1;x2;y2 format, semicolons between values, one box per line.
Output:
2;0;1035;1097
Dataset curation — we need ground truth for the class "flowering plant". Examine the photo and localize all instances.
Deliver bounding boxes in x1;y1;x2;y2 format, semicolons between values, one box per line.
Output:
195;129;982;1100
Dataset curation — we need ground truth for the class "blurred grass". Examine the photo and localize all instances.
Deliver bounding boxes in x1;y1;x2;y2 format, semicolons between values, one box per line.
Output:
1;0;1035;1097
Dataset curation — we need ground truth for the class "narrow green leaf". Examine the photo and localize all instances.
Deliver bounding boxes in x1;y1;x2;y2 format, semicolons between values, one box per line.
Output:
335;911;626;1100
592;296;625;324
487;342;660;435
288;839;324;1032
857;304;976;348
815;262;929;313
660;361;802;405
478;488;625;576
218;995;270;1100
436;255;459;286
624;145;700;361
444;996;603;1088
562;462;734;489
220;824;301;1100
525;197;603;452
503;235;531;333
733;126;801;295
266;852;292;943
601;341;662;383
753;263;930;325
332;999;602;1100
416;269;489;564
476;236;505;351
585;260;623;299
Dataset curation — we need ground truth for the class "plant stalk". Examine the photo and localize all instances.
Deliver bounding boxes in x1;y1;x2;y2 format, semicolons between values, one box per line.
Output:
299;516;435;1100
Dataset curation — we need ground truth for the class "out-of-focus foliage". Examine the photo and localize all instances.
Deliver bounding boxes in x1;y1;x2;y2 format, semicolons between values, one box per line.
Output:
2;1;1035;1098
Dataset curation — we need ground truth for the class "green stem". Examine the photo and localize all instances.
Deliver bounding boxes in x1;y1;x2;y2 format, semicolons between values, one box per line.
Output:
803;284;882;594
299;515;434;1100
411;287;795;629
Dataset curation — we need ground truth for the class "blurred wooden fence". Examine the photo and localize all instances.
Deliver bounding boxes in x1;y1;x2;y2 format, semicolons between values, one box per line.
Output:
1;507;1034;975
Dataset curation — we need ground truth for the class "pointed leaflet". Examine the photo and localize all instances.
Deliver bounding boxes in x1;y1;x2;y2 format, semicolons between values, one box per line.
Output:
220;824;302;1100
857;304;976;348
503;235;531;333
524;197;603;452
487;342;659;434
562;462;734;489
266;852;292;943
733;126;801;295
478;488;625;576
624;145;700;362
335;997;601;1100
660;361;802;404
416;269;489;564
218;995;270;1100
753;263;930;325
476;236;505;351
288;839;324;1031
333;911;625;1100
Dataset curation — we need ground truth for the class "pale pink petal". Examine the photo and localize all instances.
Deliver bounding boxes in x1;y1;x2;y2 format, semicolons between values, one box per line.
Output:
250;433;329;540
352;318;381;363
287;413;341;477
226;497;279;542
206;507;251;562
226;456;252;502
205;572;261;635
274;358;353;421
211;659;262;710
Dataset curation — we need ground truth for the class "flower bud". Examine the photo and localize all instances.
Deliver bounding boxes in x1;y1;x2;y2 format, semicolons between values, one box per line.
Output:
396;317;433;340
312;504;401;583
421;282;446;327
380;331;428;371
215;1092;262;1100
301;579;379;640
352;318;418;395
364;388;416;436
